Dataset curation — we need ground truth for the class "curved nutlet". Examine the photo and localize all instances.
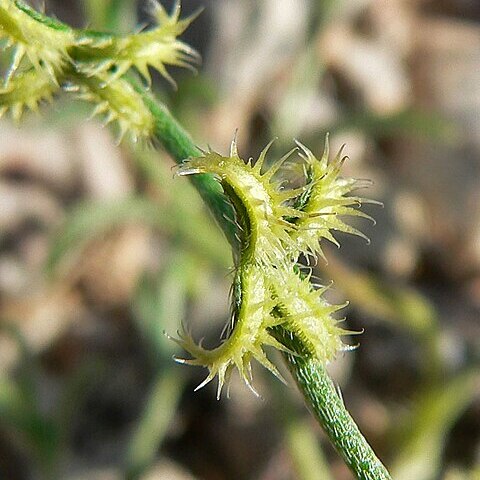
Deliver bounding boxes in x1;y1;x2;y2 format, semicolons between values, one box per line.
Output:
170;264;286;399
77;75;155;142
0;1;197;139
0;68;59;122
173;136;377;398
291;137;376;259
75;0;200;88
0;0;75;82
180;142;303;267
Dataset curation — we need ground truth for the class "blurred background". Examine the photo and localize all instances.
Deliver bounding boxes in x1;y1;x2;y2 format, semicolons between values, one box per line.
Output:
0;0;479;478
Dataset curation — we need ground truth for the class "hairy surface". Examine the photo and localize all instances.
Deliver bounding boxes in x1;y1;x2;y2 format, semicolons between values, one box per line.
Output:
175;137;372;397
0;0;196;139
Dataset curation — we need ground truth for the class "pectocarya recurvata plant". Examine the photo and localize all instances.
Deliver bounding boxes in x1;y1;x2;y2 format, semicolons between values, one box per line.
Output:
173;136;374;398
0;1;392;478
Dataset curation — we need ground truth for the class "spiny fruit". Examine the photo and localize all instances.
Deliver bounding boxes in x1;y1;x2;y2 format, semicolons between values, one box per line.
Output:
174;137;374;397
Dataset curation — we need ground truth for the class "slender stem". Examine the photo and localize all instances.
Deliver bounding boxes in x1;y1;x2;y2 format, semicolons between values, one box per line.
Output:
274;328;391;480
133;82;392;480
293;361;391;480
133;83;238;250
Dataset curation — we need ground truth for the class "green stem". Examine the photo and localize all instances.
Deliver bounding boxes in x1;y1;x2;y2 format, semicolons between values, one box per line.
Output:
133;83;392;480
292;360;391;480
275;328;391;480
133;83;238;250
